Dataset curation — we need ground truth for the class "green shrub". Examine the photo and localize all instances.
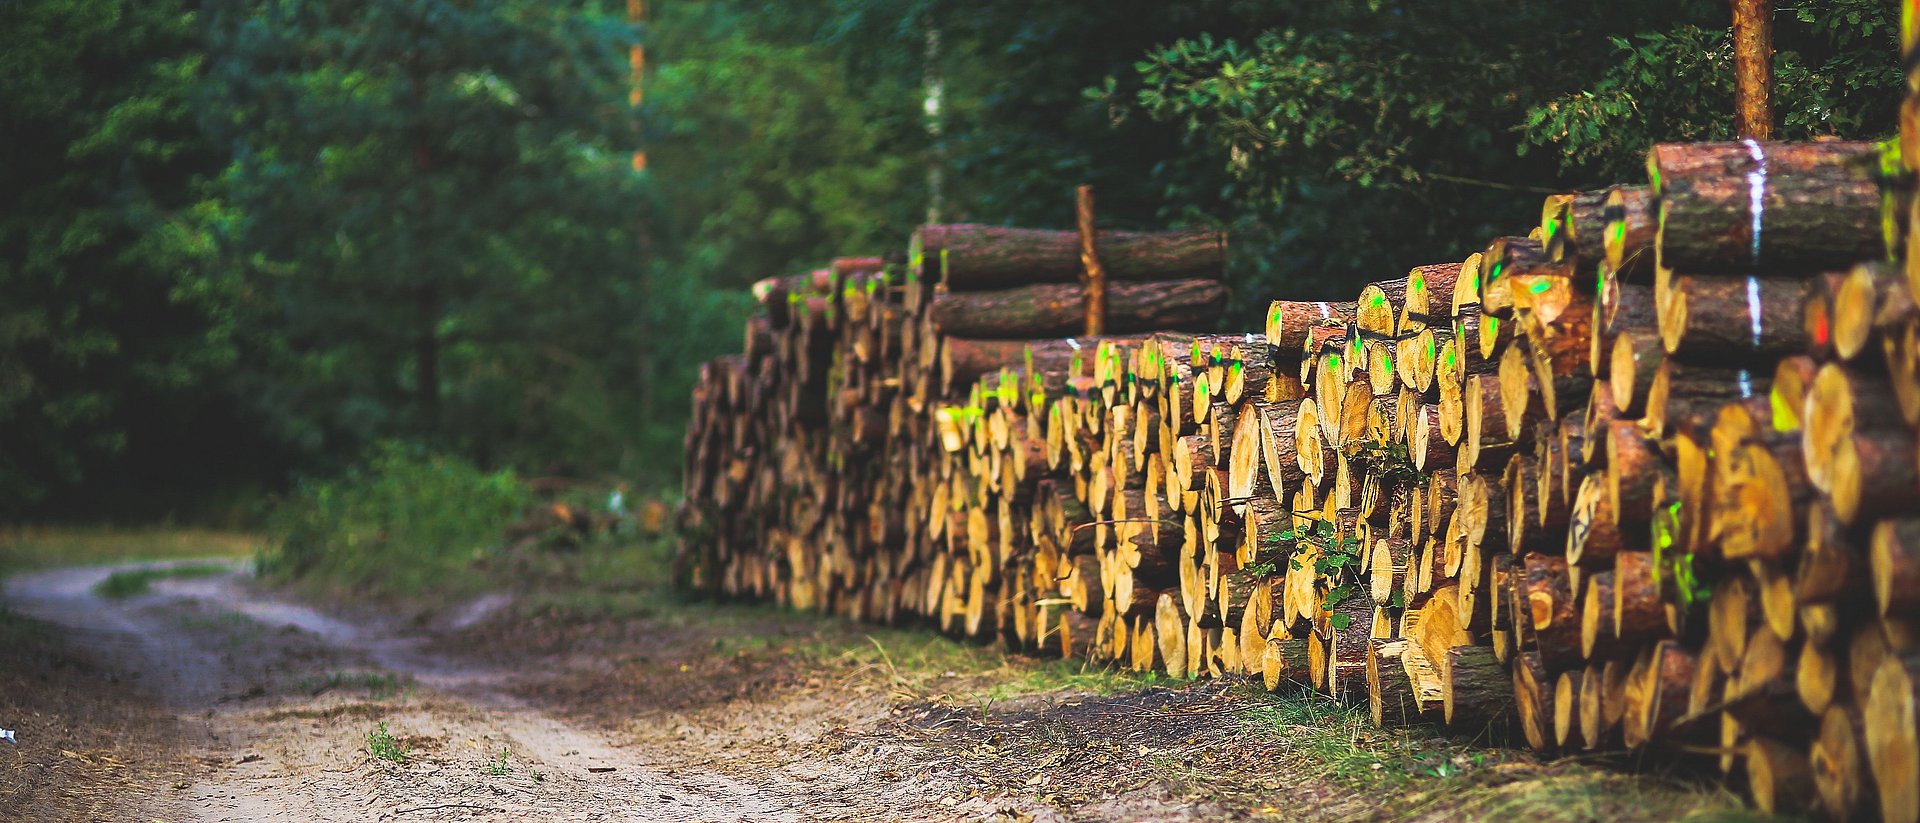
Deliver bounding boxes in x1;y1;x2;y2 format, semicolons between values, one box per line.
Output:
260;443;529;595
366;722;409;764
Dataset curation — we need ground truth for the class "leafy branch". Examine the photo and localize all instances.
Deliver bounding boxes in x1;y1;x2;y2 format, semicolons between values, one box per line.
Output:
1237;515;1370;630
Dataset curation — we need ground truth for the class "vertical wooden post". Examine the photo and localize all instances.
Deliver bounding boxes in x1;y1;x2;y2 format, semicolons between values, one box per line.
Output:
1732;0;1774;140
629;0;647;171
1076;184;1107;338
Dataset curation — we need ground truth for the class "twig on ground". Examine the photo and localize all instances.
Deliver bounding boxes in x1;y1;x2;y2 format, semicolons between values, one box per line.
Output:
394;803;502;815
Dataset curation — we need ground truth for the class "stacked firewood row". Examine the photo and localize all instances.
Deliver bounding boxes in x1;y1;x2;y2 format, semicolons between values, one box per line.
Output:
680;138;1920;819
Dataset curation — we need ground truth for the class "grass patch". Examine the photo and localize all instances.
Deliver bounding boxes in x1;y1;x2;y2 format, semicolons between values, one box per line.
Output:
259;445;680;608
259;444;530;599
366;722;409;764
92;563;231;599
827;627;1158;703
171;611;266;651
1232;685;1769;822
0;526;260;580
485;747;512;776
297;670;409;699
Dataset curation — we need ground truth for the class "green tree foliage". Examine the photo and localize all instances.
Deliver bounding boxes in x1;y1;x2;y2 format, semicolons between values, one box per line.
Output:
198;0;658;473
1520;0;1899;176
643;1;926;288
0;0;237;507
1114;0;1898;304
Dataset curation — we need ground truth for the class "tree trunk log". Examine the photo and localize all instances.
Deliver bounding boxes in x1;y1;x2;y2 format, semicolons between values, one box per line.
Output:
1653;146;1885;274
928;278;1228;339
913;223;1225;290
1444;644;1514;736
1868;652;1920;823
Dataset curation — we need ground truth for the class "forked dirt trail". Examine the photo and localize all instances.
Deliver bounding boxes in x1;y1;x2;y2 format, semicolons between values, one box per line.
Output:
3;562;797;822
2;561;1756;823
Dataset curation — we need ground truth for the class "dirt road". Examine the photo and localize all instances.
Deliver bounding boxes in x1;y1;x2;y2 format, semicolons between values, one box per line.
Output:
3;561;796;822
1;561;1761;823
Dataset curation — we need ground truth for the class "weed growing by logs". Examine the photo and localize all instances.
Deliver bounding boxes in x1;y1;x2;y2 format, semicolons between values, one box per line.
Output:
1651;500;1709;609
1346;439;1422;487
1241;516;1370;629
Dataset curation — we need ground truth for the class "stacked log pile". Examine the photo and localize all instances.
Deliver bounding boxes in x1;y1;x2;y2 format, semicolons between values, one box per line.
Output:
680;137;1920;818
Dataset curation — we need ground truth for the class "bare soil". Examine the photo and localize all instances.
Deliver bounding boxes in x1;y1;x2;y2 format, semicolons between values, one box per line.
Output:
0;561;1759;822
2;562;785;822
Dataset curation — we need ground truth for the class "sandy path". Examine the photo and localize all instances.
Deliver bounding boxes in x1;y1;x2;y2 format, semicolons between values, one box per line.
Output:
3;562;798;822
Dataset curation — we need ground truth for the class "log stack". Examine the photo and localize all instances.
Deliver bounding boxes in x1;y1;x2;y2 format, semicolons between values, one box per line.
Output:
681;140;1920;822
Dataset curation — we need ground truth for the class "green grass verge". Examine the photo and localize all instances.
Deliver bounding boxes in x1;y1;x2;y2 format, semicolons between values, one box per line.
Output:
296;670;410;699
92;563;232;599
0;527;260;580
1228;686;1774;822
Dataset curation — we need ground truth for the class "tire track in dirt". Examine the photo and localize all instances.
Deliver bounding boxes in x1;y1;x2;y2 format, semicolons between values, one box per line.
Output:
3;562;799;822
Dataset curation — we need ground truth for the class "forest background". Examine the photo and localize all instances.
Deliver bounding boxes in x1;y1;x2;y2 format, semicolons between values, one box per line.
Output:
0;0;1900;531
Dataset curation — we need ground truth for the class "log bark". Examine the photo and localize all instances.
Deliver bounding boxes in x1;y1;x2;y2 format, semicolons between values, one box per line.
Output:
1266;300;1356;357
913;223;1226;289
1512;650;1557;752
1622;640;1697;749
1444;644;1514;737
942;337;1134;397
1731;0;1775;140
1549;190;1613;263
1579;659;1629;751
1874;519;1920;616
1805;365;1919;522
1659;274;1811;363
1603;185;1659;279
1076;185;1109;336
1402;263;1463;332
1525;552;1583;672
1606;422;1661;529
1653;146;1885;274
927;278;1228;339
1746;736;1817;816
1813;705;1874;821
1260;628;1310;690
1613;551;1669;643
1370;638;1435;726
1868;652;1920;823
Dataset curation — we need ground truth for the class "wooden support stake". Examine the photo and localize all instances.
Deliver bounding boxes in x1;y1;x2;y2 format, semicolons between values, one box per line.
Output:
1732;0;1774;140
1077;184;1108;338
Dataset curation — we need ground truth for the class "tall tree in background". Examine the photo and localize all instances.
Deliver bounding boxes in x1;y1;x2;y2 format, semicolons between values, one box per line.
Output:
201;0;658;471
